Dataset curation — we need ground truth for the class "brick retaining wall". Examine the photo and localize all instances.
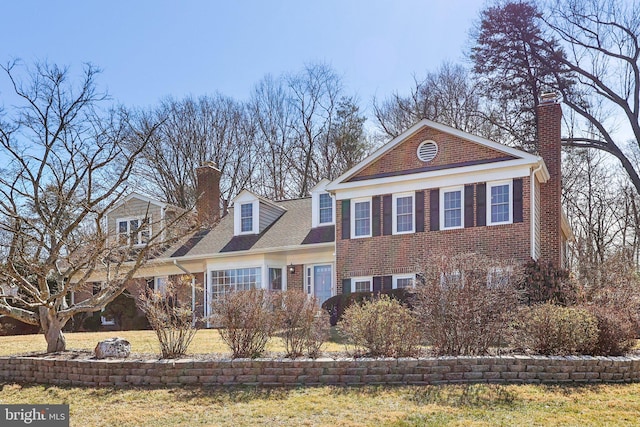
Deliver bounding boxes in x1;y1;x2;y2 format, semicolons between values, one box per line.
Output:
1;355;640;387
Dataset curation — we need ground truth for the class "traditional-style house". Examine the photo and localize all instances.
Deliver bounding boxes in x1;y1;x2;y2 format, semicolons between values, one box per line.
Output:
85;95;570;324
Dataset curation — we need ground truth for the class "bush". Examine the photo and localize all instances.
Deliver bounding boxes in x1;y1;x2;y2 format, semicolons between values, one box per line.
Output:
211;288;277;358
103;291;138;330
0;316;39;336
274;290;330;358
322;288;413;326
518;260;578;306
338;295;421;357
586;305;636;356
513;303;598;355
413;253;520;356
137;277;199;358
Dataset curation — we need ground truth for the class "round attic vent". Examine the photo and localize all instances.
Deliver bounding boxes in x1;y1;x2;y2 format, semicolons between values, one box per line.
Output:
417;140;438;162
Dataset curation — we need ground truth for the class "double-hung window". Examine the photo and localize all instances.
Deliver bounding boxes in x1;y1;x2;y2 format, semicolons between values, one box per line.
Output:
441;187;463;229
240;203;253;233
117;217;150;246
393;274;415;289
352;277;373;293
393;193;414;234
319;193;333;224
488;182;512;225
352;198;371;238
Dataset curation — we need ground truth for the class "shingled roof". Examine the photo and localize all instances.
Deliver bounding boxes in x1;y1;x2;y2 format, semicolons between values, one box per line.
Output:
169;197;334;258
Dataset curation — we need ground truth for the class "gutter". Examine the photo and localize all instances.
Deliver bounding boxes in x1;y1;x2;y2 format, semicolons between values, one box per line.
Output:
530;162;544;260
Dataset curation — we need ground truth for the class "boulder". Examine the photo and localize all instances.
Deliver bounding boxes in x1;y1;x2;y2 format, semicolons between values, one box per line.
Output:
94;337;131;359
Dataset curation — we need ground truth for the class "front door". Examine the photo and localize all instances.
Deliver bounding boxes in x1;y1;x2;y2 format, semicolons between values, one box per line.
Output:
313;264;332;303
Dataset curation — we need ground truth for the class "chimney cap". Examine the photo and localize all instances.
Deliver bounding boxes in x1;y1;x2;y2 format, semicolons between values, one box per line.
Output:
540;91;559;104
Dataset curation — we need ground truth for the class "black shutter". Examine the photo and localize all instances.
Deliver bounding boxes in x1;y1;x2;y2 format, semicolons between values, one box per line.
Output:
415;191;425;232
341;200;350;239
430;189;440;231
476;183;486;227
513;178;524;223
383;195;392;235
373;276;383;292
372;196;381;237
383;275;393;291
342;278;351;294
464;185;474;228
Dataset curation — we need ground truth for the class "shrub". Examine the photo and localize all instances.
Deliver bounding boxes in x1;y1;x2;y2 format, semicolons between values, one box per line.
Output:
0;315;39;336
513;303;598;355
518;260;578;306
322;288;412;326
211;288;277;358
413;253;520;356
274;290;330;358
137;277;200;358
338;295;421;357
586;305;636;356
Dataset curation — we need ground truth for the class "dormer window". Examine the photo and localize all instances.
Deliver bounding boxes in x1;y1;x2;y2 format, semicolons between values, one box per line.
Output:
240;203;253;233
117;217;151;246
319;193;333;224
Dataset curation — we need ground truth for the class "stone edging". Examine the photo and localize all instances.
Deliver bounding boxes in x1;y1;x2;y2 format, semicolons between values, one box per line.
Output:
1;355;640;387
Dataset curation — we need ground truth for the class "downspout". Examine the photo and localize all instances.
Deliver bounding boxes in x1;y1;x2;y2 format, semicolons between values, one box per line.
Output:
530;162;544;260
173;260;196;326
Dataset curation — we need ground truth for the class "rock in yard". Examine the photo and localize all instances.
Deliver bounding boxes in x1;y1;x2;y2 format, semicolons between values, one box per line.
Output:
94;337;131;359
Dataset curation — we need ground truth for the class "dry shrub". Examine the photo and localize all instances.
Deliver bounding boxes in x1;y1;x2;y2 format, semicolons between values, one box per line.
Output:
586;305;636;356
513;303;598;355
137;277;200;358
414;253;520;356
211;289;277;358
274;290;330;358
518;260;579;306
338;295;421;358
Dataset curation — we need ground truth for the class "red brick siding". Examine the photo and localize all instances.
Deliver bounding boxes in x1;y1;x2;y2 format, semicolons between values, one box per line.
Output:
537;102;562;267
336;179;531;292
287;264;304;292
353;127;511;179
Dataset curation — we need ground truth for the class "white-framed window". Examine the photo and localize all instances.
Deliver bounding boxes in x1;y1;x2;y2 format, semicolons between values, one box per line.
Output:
268;267;284;291
440;187;463;230
440;270;463;289
393;274;415;289
319;193;333;225
117;216;151;246
393;193;414;234
240;203;254;233
154;276;168;295
487;181;512;225
351;198;372;238
352;276;373;293
211;267;262;300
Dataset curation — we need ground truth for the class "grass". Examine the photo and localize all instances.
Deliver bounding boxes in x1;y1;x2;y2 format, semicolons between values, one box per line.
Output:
0;329;346;357
2;382;640;426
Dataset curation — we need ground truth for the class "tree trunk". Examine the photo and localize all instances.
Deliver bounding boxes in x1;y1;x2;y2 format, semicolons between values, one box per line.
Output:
39;306;66;353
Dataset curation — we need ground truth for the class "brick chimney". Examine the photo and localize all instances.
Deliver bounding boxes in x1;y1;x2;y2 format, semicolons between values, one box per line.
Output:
196;162;221;226
537;92;562;267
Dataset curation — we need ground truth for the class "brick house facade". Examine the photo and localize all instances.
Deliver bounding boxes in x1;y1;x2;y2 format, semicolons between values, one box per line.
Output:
84;96;569;325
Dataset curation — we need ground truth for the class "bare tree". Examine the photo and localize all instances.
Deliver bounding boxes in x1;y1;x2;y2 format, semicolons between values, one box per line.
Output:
373;63;504;142
135;94;255;212
0;61;168;352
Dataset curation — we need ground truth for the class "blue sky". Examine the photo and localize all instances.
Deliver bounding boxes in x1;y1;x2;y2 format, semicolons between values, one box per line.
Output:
1;0;487;114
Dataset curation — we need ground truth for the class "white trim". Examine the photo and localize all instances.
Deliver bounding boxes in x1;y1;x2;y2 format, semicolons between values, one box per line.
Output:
392;192;415;235
234;200;259;235
351;197;372;238
326;119;543;190
440;186;464;230
312;189;335;228
267;266;286;291
105;192;169;217
392;274;415;289
115;215;152;246
487;180;513;226
305;263;334;300
351;276;373;293
331;164;533;201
